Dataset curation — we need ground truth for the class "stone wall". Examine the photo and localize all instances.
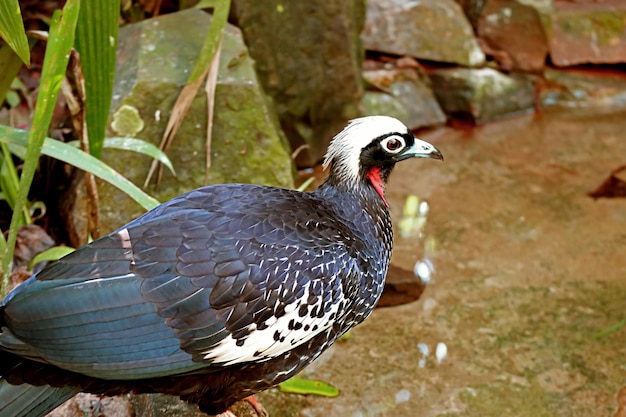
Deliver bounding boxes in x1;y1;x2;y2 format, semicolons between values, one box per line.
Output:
361;0;626;125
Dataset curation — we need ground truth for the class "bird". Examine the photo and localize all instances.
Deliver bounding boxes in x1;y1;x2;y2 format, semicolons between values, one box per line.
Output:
0;115;443;417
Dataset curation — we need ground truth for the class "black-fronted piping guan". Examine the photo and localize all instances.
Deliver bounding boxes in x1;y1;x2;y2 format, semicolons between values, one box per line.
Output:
0;116;443;417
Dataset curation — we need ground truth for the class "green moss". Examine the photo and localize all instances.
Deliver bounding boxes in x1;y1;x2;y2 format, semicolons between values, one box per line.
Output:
99;9;294;232
110;104;145;137
559;11;626;45
451;383;555;417
425;278;624;417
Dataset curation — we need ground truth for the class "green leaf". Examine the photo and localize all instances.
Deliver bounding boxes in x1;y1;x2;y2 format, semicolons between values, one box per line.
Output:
4;90;20;108
2;0;81;294
67;137;176;176
338;331;352;342
144;0;230;187
190;0;231;84
28;246;75;270
0;0;30;65
75;0;120;159
0;42;26;105
278;378;340;397
295;176;315;192
593;319;626;339
0;142;30;225
0;126;160;211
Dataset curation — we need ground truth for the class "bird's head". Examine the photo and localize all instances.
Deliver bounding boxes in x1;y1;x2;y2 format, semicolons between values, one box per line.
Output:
322;116;443;204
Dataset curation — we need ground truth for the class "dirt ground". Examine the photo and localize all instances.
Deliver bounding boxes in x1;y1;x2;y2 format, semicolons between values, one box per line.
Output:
45;107;626;417
257;107;626;417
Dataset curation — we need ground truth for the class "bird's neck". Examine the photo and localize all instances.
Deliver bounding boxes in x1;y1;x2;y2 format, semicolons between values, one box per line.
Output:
316;172;381;209
364;166;388;207
313;171;394;323
313;171;393;250
318;165;393;209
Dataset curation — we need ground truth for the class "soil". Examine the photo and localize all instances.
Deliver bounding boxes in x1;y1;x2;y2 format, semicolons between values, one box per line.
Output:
256;106;626;417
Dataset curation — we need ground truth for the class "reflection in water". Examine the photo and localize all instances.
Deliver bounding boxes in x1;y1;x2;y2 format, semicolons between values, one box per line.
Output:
398;194;437;285
273;108;626;417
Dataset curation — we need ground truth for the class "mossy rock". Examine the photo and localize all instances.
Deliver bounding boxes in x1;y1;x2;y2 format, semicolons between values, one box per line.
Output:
100;9;294;232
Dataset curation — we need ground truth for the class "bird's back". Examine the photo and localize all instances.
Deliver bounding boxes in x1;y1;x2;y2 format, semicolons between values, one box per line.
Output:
0;182;390;399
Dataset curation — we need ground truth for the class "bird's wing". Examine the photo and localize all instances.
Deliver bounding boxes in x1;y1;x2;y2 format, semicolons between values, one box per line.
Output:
1;231;208;380
1;185;359;379
128;186;359;366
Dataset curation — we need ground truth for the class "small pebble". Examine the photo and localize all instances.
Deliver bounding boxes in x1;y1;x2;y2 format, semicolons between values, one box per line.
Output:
422;297;437;313
414;259;434;283
436;342;447;363
417;343;430;357
395;389;411;404
418;201;429;216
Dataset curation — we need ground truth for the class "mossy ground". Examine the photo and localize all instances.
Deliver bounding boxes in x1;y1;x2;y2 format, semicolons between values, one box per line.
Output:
259;107;626;417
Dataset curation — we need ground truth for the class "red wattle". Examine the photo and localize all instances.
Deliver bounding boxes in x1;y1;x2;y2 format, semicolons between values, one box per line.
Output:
366;167;388;207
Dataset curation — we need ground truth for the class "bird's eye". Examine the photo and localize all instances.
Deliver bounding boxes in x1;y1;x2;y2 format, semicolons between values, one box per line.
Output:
380;136;406;154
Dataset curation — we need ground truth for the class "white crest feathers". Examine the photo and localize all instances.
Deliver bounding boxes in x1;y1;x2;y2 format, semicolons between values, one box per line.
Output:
322;116;411;184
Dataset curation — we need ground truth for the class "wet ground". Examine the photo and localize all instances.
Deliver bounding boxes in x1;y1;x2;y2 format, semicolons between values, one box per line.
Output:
259;107;626;417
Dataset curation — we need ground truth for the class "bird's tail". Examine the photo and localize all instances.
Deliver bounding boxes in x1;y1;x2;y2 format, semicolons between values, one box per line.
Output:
0;347;80;417
0;304;81;417
0;381;79;417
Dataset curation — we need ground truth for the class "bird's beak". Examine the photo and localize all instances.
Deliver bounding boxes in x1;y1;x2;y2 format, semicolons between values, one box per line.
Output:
399;137;444;161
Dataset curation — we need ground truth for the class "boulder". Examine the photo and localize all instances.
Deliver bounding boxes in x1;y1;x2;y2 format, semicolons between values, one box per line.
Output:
429;67;535;123
232;0;365;167
99;8;294;232
540;67;626;108
455;0;488;30
550;1;626;66
361;64;446;130
477;0;552;72
363;0;485;67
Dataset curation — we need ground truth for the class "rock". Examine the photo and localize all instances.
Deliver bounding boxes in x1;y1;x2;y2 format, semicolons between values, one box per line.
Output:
363;0;485;67
361;63;446;130
9;224;55;290
10;224;56;289
58;171;90;248
47;393;132;417
550;1;626;66
477;0;552;72
131;394;263;417
536;368;587;394
377;264;426;308
588;165;626;199
12;224;55;270
99;8;294;232
455;0;488;29
429;67;535;123
232;0;365;167
540;67;626;108
131;394;205;417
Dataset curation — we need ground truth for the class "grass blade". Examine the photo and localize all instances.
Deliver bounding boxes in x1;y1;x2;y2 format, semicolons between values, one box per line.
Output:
144;0;231;187
66;137;176;175
593;319;626;339
1;0;81;295
28;246;75;270
74;0;120;158
0;127;160;211
0;41;28;104
0;0;30;66
0;142;31;225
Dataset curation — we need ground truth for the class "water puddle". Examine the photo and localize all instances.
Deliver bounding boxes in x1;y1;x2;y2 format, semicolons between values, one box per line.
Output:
259;107;626;417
